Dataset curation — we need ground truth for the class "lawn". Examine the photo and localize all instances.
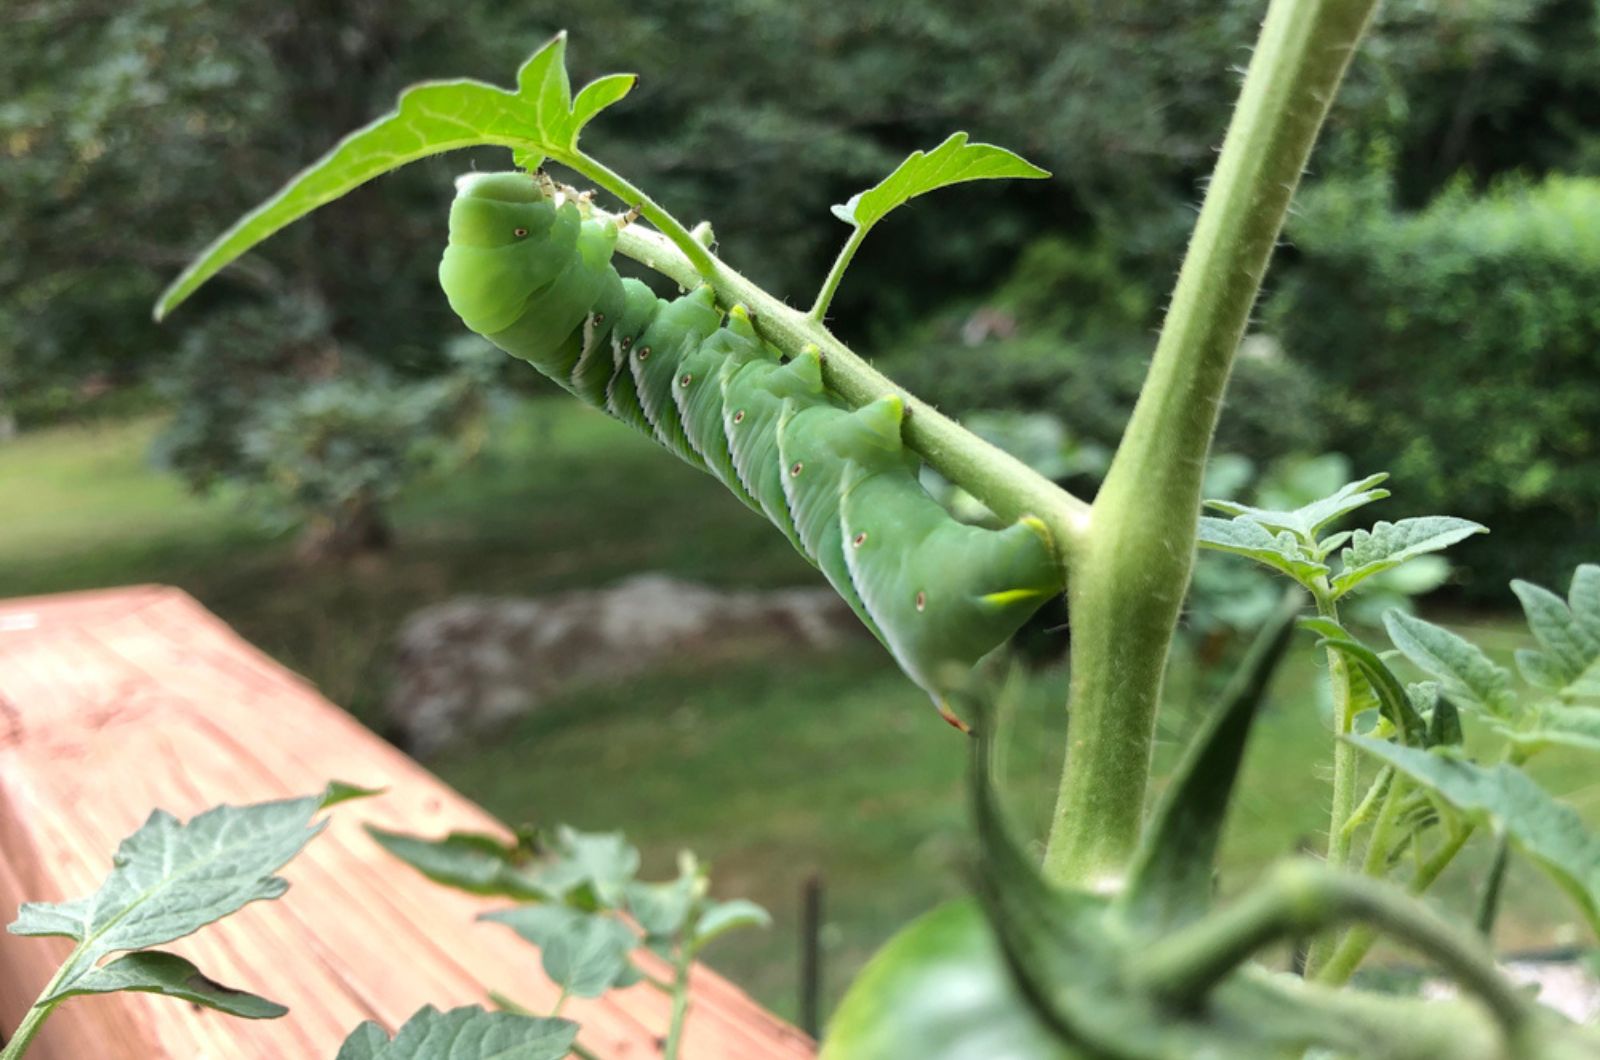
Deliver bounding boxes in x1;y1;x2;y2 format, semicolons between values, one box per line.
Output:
1;407;1593;1022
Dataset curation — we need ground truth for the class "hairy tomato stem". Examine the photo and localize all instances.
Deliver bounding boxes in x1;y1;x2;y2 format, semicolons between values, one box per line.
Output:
1041;0;1382;887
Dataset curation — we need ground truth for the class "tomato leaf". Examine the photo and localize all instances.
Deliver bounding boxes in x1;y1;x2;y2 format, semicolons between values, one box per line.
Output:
1512;565;1600;703
830;132;1048;232
9;790;339;980
481;907;639;998
336;1005;576;1060
1206;473;1390;542
692;899;771;950
1196;516;1328;586
154;33;634;320
1383;610;1516;718
367;826;549;900
1346;737;1600;934
1331;516;1486;597
43;951;286;1019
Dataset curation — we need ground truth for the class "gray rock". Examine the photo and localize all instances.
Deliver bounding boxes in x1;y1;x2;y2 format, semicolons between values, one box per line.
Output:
387;574;862;755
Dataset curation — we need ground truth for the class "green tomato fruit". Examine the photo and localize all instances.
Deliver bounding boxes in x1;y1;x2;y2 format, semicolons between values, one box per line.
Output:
820;899;1082;1060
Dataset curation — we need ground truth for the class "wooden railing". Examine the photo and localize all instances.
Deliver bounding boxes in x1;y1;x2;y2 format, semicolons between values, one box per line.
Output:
0;585;814;1059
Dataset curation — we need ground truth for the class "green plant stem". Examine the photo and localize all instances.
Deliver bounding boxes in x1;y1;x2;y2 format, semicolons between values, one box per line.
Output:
1476;829;1511;938
1339;766;1395;843
607;213;1092;563
809;226;867;321
1317;822;1477;985
1301;587;1359;976
560;153;718;278
1041;0;1381;887
1133;860;1531;1047
662;944;693;1060
0;959;76;1060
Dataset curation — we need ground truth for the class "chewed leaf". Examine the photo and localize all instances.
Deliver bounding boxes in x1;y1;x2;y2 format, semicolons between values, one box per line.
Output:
1512;565;1600;703
154;34;634;319
1331;517;1485;596
1383;610;1516;718
335;1005;576;1060
831;132;1048;232
8;791;331;990
1346;737;1600;934
44;951;286;1019
1197;516;1327;586
1205;473;1389;542
368;826;549;900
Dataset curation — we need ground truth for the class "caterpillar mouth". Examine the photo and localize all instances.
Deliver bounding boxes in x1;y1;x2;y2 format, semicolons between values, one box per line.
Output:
453;171;546;203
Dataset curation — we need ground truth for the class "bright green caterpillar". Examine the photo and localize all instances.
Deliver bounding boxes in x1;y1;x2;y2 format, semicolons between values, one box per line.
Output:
439;172;1062;728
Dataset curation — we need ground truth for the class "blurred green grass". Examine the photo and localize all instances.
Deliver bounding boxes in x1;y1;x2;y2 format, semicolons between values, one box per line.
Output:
1;405;1593;1021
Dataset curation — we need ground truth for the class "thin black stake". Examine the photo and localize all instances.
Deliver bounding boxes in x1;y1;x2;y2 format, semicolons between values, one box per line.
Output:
800;872;824;1038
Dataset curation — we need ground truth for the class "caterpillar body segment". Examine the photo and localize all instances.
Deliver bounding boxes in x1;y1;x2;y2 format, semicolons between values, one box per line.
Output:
440;172;1063;721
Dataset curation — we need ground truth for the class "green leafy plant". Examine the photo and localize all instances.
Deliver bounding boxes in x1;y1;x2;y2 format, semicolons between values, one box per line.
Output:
336;1005;576;1060
1;784;371;1059
3;786;586;1060
145;3;1600;1057
369;823;769;1060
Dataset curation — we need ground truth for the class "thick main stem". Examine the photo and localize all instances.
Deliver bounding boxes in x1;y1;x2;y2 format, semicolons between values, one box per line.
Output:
1040;0;1381;887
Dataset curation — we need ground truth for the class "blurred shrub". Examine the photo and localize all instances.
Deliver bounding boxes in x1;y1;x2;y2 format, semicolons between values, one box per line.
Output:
881;236;1328;468
1269;172;1600;594
155;302;500;558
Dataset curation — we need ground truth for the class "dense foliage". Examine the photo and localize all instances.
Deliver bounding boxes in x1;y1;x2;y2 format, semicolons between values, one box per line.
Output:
1271;173;1600;593
4;0;1599;562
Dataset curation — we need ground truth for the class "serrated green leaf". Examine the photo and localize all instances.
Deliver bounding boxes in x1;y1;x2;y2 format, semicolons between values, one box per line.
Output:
367;826;548;900
1197;517;1328;586
624;875;697;939
480;903;583;946
831;132;1048;232
542;914;639;998
692;899;771;950
1331;517;1486;596
9;792;330;990
484;907;638;998
1346;737;1600;934
154;34;635;319
1500;705;1600;756
336;1005;576;1060
1383;610;1515;718
531;826;640;906
44;951;286;1019
1205;473;1390;542
1512;565;1600;703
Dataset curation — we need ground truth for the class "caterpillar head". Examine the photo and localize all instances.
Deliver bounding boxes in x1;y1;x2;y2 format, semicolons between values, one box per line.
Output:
440;172;573;334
